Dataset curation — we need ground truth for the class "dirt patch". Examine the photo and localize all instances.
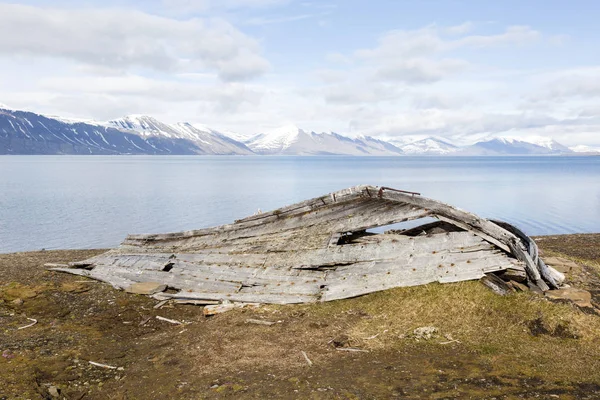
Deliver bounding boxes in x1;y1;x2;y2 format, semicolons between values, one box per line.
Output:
534;234;600;262
1;236;600;399
535;234;600;308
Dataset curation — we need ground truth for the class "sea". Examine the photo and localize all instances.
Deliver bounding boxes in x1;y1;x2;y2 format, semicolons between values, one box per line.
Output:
0;155;599;253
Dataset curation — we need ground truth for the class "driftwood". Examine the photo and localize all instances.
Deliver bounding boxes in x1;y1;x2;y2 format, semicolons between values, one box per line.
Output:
17;317;38;330
89;361;123;370
301;351;313;366
245;319;277;326
50;185;559;307
156;316;183;325
203;302;260;316
336;348;369;353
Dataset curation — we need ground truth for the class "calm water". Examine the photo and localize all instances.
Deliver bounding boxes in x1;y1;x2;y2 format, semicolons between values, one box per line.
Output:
0;156;599;253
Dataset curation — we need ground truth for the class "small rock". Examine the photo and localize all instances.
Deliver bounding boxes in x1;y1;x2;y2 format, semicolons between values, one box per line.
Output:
48;386;60;398
125;282;167;295
11;298;24;306
412;326;439;340
545;288;593;308
2;350;15;359
331;335;350;348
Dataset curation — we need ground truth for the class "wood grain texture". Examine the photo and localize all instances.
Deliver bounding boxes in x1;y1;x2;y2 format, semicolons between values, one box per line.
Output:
52;185;554;304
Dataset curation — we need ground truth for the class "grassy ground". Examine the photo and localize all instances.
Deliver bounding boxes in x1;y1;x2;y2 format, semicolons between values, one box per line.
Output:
1;235;600;399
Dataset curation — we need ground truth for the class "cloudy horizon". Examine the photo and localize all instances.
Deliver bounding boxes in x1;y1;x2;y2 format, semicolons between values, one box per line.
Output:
1;0;599;146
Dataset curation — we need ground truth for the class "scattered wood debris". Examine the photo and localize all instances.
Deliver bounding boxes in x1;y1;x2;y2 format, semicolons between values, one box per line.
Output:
17;317;37;330
245;319;277;326
153;300;169;309
301;351;313;366
156;316;183;325
89;361;124;371
336;348;369;353
173;299;220;306
203;302;260;316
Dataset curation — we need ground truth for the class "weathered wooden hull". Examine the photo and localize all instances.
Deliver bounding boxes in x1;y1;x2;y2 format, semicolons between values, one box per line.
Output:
51;185;560;304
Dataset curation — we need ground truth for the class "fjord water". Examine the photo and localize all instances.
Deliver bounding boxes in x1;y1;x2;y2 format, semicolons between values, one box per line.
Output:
0;156;598;253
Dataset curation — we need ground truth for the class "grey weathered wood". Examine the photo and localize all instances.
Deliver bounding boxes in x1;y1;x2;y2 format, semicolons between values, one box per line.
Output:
489;219;558;289
480;274;514;296
52;185;556;305
496;266;528;283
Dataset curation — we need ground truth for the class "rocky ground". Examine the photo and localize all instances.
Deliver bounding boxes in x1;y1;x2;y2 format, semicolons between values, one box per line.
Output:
1;235;600;399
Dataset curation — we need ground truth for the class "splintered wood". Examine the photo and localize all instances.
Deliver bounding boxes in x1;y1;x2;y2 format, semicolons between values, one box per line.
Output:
49;185;561;307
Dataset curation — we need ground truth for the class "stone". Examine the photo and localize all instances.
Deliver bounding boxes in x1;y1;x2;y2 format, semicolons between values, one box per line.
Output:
545;287;593;308
331;335;350;348
543;257;581;274
48;386;60;398
412;326;439;340
125;282;167;295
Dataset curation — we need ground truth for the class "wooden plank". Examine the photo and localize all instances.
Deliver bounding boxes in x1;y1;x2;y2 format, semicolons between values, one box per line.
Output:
480;274;514;296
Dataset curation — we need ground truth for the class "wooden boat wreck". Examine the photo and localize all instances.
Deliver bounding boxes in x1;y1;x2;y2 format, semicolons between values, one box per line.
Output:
50;185;564;306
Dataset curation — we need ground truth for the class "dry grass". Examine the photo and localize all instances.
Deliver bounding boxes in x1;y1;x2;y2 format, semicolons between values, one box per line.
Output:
260;279;600;381
2;237;600;399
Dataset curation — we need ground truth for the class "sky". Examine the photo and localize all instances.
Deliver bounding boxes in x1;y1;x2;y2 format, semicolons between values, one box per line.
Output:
1;0;600;146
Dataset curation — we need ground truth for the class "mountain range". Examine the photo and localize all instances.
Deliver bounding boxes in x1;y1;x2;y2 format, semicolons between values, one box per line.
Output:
1;105;597;156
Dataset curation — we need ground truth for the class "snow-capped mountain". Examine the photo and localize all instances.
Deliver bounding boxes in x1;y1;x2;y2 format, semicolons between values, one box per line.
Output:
108;115;182;138
393;137;459;155
569;145;600;154
172;123;253;155
457;137;574;155
517;136;572;153
108;115;252;155
0;107;201;155
0;107;252;155
354;135;406;155
245;125;403;155
0;104;588;156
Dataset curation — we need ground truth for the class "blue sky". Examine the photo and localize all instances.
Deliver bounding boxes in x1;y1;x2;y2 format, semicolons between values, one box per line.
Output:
1;0;599;146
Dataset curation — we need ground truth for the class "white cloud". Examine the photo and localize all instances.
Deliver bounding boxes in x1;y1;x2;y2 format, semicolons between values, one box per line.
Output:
355;26;444;60
36;73;265;116
374;58;469;83
321;82;402;105
245;13;315;25
0;3;269;81
445;22;474;35
453;25;540;48
349;25;541;84
531;67;600;101
162;0;289;12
